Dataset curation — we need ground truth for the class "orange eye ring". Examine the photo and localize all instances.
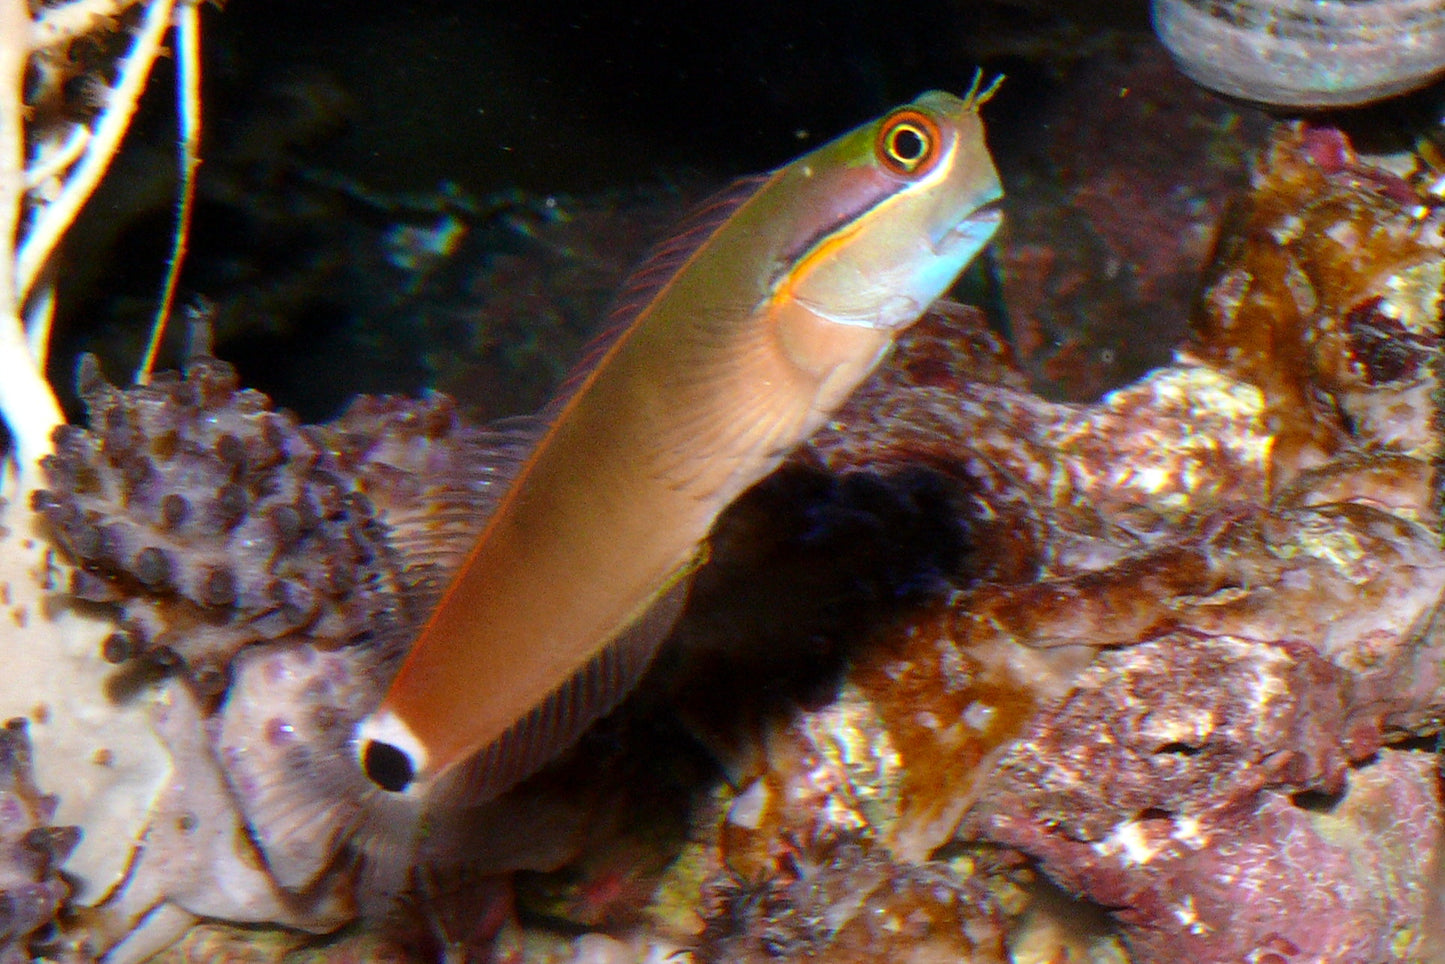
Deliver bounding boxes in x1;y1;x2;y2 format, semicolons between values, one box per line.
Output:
875;108;942;176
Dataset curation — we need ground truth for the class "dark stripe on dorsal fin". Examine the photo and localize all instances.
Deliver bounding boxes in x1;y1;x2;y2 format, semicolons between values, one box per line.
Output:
545;174;774;414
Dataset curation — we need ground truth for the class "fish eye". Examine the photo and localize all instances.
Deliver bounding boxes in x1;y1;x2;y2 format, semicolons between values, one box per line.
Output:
876;109;941;176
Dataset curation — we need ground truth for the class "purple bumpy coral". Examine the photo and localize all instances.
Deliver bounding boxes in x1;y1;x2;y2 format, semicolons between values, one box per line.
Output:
31;357;408;695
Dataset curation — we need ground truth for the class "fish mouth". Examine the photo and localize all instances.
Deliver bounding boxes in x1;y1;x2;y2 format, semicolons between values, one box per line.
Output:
967;198;1005;227
936;197;1004;251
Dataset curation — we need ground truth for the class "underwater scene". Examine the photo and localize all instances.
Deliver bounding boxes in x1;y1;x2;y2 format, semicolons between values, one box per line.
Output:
1;0;1445;961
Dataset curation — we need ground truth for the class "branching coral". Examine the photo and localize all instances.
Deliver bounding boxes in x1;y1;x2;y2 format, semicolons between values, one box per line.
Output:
2;0;203;471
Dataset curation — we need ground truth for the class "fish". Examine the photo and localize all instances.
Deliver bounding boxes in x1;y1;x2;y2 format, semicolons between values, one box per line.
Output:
355;79;1006;806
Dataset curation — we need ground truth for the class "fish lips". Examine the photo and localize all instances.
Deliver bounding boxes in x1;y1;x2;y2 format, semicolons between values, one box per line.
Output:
934;198;1004;254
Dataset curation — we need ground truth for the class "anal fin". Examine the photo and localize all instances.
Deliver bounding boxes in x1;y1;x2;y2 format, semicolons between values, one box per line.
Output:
431;573;693;807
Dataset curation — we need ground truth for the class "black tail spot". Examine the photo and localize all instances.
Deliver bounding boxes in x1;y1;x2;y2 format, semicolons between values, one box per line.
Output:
363;740;415;793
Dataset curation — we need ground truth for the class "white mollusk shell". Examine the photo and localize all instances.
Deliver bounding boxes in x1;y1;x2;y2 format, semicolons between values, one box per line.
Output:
1152;0;1445;107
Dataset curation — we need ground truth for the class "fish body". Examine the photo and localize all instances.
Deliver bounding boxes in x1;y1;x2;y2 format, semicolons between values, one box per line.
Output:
357;84;1005;800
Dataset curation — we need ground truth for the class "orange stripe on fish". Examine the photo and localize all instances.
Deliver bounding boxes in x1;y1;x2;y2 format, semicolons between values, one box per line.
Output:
355;79;1005;807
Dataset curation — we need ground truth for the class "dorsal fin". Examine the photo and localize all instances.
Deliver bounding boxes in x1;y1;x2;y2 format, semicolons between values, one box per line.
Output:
547;174;773;411
383;414;548;613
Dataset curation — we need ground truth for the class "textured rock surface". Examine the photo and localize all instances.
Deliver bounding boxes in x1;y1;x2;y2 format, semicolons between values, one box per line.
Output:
0;719;80;964
696;840;1012;963
681;121;1445;963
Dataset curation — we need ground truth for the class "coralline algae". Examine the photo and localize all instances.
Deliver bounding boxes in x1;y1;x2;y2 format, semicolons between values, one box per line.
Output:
676;122;1445;962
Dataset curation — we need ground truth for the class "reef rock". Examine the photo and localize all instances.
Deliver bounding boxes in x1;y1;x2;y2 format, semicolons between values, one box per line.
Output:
780;121;1445;962
697;839;1012;963
0;719;79;964
650;120;1445;963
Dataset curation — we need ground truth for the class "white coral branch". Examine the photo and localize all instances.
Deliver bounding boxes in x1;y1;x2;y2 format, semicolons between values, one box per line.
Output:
16;0;178;307
29;0;143;53
26;124;90;193
0;0;199;480
0;0;62;477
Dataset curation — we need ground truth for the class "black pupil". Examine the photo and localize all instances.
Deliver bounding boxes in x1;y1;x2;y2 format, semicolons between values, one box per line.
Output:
890;126;926;163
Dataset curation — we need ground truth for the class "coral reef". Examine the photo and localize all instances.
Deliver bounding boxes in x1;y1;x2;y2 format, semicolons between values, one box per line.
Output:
527;118;1445;963
22;359;536;956
32;357;409;694
32;360;517;700
7;61;1445;964
800;121;1445;961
